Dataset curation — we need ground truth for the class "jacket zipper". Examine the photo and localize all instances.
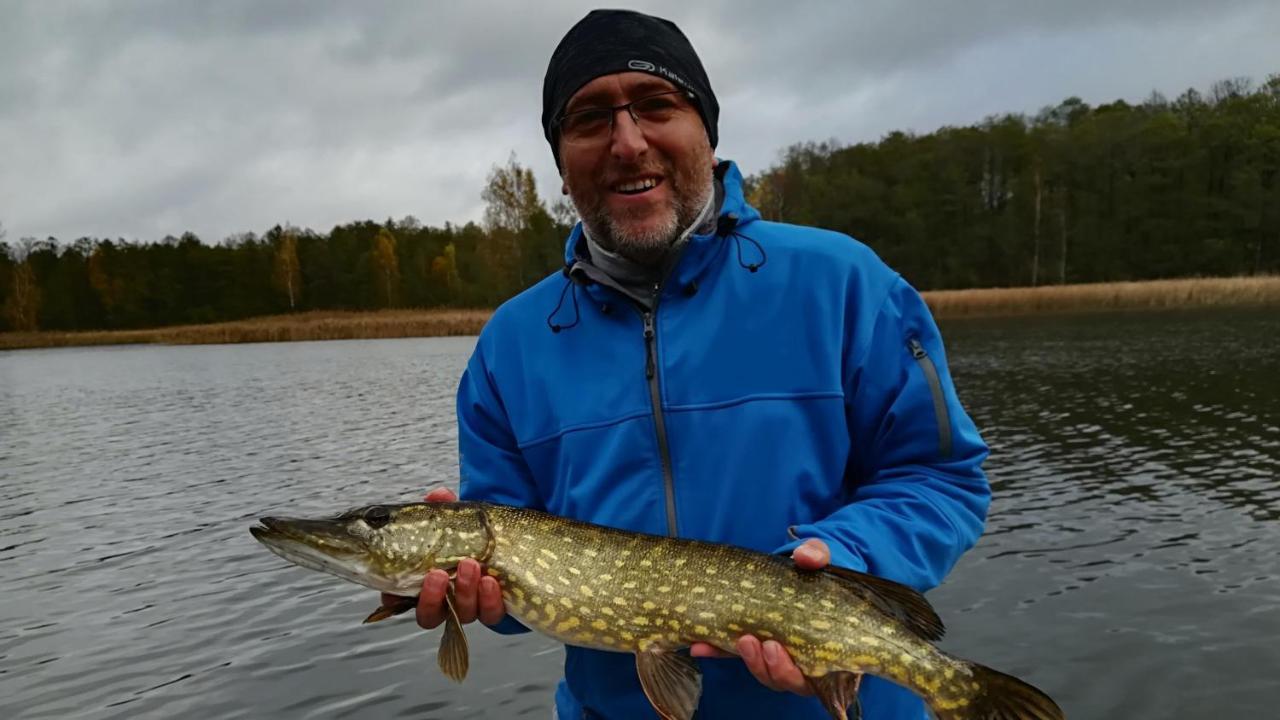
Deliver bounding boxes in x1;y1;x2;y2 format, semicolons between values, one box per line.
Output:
641;287;679;537
908;338;953;458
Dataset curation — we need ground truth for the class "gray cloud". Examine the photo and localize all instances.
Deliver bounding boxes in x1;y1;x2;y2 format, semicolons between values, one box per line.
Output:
1;0;1277;245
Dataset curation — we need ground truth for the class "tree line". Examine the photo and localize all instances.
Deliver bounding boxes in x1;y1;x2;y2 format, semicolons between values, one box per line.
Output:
745;74;1280;290
0;157;573;332
2;74;1278;333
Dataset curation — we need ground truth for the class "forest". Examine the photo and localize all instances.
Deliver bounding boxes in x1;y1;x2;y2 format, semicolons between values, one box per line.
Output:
2;74;1277;333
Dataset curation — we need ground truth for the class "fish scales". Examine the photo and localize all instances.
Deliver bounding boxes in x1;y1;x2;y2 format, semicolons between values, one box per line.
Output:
481;505;973;700
251;500;1065;720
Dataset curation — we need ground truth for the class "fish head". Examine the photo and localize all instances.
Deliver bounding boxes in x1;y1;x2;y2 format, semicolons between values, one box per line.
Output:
250;502;490;595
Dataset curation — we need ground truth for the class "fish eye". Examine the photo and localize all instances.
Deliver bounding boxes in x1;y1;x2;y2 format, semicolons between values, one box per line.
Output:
363;505;391;529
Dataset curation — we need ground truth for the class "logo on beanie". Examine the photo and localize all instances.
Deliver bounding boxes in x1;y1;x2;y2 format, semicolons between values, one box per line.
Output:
628;59;690;91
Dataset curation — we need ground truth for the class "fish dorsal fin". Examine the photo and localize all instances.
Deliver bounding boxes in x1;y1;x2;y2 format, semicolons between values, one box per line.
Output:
820;565;945;641
437;587;470;682
635;649;703;720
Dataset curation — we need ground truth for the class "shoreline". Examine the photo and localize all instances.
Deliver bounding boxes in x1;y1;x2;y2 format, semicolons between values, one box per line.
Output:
2;276;1277;351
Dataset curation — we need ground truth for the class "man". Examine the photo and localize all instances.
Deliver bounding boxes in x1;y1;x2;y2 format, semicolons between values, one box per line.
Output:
391;9;990;719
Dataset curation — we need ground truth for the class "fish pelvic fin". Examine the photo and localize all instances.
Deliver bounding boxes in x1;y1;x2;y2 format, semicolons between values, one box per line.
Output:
635;648;702;720
807;671;862;720
930;660;1064;720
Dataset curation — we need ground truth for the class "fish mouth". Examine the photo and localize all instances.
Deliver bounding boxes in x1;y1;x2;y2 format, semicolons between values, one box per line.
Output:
253;516;355;544
251;516;378;590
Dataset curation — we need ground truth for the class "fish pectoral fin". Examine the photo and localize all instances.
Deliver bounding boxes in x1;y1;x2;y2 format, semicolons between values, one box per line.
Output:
437;586;470;683
363;595;419;624
635;649;703;720
820;565;945;641
807;671;863;720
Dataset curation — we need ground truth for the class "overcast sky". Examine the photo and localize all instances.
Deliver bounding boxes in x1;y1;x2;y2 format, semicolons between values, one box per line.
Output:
1;0;1278;245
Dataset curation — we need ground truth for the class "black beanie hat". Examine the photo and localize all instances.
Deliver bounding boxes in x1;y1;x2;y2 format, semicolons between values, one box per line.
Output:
542;9;719;169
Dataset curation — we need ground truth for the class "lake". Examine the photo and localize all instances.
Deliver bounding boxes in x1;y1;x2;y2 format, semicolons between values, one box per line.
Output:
1;307;1277;719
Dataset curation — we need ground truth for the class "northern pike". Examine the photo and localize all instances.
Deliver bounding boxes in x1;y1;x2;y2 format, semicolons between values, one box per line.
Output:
250;501;1064;720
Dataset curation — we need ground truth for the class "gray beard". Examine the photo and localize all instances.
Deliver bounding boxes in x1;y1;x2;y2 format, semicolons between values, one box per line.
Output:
578;178;713;267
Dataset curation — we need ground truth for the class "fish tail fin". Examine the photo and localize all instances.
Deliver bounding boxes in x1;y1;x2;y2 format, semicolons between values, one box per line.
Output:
930;660;1064;720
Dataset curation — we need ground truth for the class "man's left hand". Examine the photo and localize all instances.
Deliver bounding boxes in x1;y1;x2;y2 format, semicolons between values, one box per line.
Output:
688;538;830;695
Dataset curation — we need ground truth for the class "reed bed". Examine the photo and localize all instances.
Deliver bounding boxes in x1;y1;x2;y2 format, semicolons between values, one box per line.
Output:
923;276;1280;319
0;309;492;351
2;277;1277;350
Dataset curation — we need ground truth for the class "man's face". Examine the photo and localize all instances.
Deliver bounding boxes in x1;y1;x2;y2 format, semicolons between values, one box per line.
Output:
558;72;715;265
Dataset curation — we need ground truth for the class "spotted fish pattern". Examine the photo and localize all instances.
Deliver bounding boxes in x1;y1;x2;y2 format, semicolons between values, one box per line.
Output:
252;501;1065;720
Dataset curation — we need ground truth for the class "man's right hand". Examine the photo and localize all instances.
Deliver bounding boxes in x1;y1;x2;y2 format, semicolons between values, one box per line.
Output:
379;487;507;629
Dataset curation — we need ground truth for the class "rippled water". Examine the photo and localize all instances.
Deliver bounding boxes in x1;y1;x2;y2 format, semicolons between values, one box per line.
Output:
1;308;1277;719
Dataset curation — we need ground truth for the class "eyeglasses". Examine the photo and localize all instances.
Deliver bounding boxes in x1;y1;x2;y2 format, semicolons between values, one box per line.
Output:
557;90;696;146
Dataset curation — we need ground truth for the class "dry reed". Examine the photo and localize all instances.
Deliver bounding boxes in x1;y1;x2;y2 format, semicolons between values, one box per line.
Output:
3;277;1277;351
923;276;1280;319
0;309;493;351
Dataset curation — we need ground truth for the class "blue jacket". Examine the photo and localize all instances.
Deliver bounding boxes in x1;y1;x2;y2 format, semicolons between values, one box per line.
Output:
457;161;990;719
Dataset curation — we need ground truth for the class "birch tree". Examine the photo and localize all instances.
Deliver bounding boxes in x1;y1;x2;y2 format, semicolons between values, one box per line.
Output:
272;227;302;310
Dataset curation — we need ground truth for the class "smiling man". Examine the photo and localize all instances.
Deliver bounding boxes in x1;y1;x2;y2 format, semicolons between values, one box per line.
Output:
402;9;992;719
555;71;716;268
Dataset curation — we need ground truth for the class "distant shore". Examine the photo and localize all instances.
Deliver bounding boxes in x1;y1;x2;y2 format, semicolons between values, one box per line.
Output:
2;276;1277;351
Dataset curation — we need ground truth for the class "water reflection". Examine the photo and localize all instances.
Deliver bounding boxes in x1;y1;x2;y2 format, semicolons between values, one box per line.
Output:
1;309;1278;719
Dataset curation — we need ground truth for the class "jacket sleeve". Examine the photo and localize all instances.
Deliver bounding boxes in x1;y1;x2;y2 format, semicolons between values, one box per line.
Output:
776;276;990;591
456;338;541;634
